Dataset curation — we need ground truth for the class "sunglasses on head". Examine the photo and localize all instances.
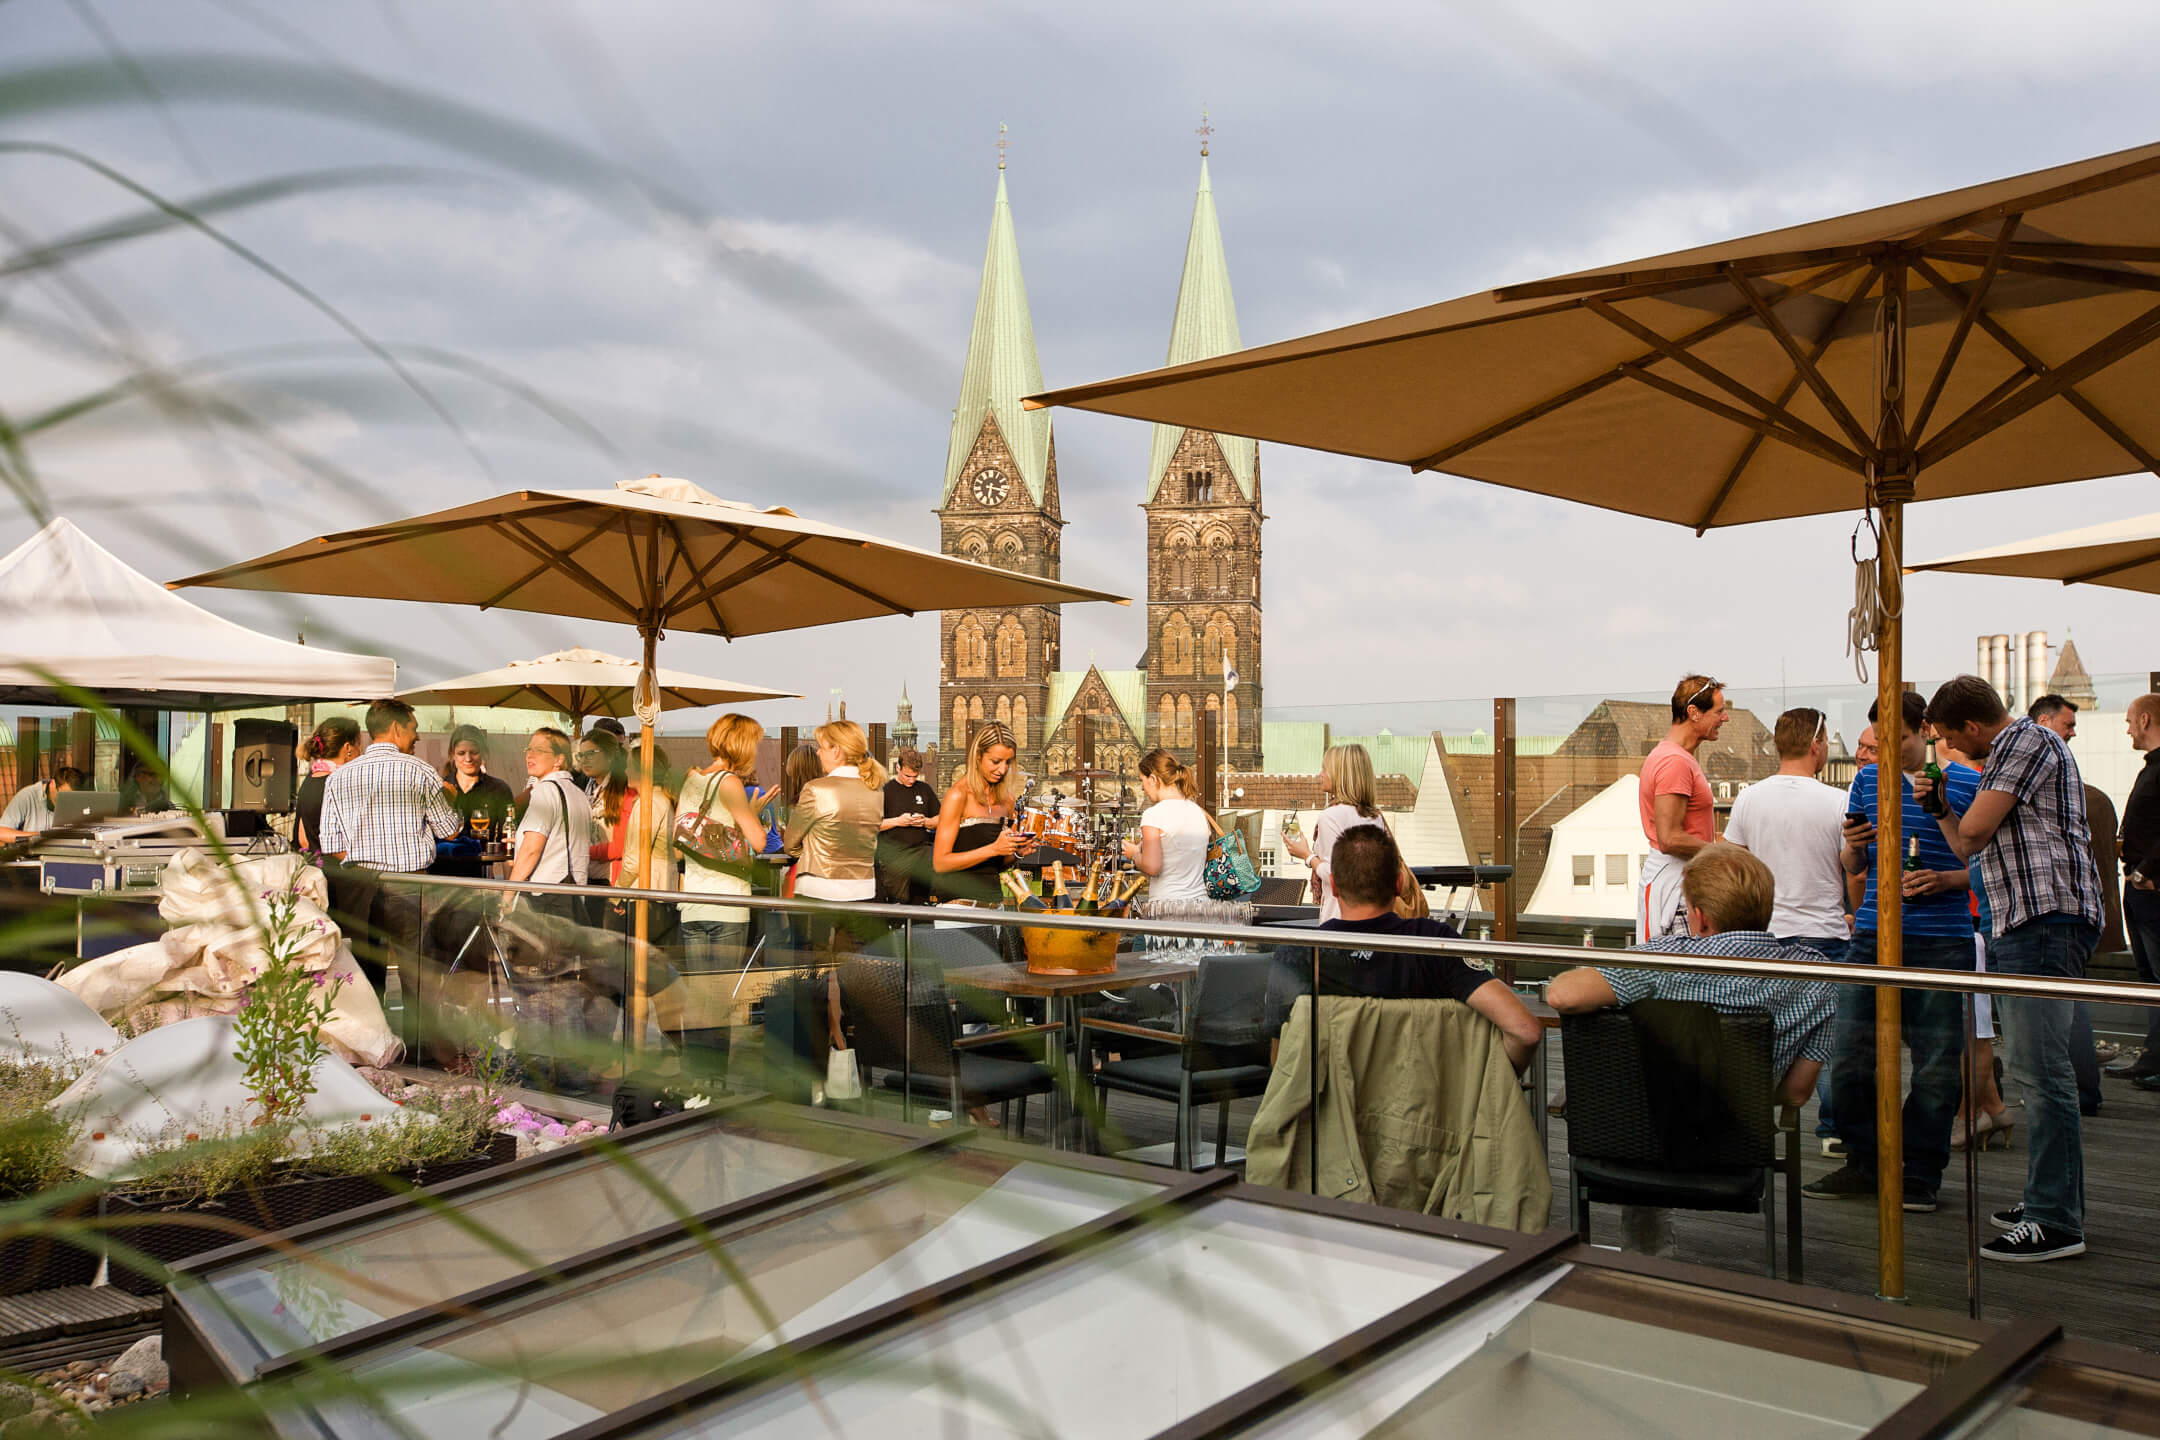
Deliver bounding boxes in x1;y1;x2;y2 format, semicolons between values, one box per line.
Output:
1687;679;1718;711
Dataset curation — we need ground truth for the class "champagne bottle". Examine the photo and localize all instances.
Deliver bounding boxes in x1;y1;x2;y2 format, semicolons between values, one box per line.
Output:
1920;740;1948;817
1050;863;1068;907
1002;871;1048;912
1076;858;1104;916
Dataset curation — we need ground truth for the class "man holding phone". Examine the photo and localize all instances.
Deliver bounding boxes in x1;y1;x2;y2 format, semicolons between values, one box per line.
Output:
1805;691;1978;1215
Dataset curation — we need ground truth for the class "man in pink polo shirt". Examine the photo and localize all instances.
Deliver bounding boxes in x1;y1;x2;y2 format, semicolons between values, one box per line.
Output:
1637;674;1728;941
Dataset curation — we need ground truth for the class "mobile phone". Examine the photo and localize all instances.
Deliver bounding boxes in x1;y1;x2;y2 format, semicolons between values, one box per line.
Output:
1845;808;1868;828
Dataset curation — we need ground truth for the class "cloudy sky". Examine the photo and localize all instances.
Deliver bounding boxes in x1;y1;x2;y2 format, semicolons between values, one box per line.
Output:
6;0;2159;737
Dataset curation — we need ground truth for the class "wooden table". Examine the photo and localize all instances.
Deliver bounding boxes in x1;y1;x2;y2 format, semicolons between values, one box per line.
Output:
946;953;1201;1148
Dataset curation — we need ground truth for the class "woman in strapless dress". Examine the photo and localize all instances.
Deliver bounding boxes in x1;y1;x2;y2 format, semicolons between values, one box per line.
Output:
932;720;1037;905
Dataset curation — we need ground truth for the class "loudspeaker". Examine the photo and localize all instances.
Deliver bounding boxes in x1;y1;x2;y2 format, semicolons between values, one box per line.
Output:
231;718;298;812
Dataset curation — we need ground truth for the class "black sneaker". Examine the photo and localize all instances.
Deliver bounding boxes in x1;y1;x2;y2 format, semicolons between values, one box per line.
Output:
1981;1220;2085;1263
2134;1072;2160;1092
1802;1164;1877;1200
1990;1204;2025;1230
1902;1183;1939;1213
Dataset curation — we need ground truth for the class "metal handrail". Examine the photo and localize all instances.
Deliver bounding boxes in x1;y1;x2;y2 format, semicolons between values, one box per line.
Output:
377;868;2160;1008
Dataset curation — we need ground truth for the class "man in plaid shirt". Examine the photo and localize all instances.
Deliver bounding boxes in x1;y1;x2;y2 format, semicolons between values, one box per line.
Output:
320;698;460;1059
1924;675;2103;1265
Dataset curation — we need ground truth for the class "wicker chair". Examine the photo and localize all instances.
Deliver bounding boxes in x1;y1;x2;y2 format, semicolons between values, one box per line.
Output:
1561;999;1804;1280
1080;953;1274;1170
836;936;1057;1136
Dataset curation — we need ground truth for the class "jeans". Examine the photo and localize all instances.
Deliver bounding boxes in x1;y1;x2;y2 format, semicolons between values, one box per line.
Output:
329;868;431;1056
1780;935;1846;1136
2129;885;2160;1055
1829;932;1974;1190
1989;915;2097;1234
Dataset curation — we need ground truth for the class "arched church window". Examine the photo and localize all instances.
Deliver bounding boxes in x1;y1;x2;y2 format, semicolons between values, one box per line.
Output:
1161;614;1193;676
993;532;1024;574
955;617;987;679
1167;537;1193;593
953;698;967;749
1203;615;1234;678
1206;535;1231;591
1159;694;1176;745
995;615;1027;678
996;695;1012;733
969;696;984;726
1176;694;1194;750
1013;694;1027;748
1226;693;1239;747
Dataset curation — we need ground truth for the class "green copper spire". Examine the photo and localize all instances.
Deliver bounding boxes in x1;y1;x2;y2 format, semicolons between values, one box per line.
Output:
1148;154;1255;501
943;164;1050;506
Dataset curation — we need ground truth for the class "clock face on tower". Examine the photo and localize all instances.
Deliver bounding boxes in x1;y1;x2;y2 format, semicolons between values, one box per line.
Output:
970;468;1010;507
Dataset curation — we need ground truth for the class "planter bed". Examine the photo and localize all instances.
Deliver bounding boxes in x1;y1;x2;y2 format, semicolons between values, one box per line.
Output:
99;1132;516;1295
0;1195;100;1297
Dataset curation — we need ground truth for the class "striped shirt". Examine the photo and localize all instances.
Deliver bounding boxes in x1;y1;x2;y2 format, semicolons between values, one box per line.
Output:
318;743;460;873
1601;930;1839;1082
1975;718;2103;936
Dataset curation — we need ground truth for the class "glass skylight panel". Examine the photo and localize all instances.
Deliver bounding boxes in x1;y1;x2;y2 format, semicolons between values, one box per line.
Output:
652;1196;1499;1439
283;1155;1161;1440
1242;1266;1978;1440
177;1109;906;1372
1943;1359;2160;1439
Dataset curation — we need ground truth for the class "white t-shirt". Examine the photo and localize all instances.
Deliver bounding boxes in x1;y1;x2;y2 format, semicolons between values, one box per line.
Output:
1142;795;1212;904
518;771;592;886
1722;773;1849;940
1312;803;1385;924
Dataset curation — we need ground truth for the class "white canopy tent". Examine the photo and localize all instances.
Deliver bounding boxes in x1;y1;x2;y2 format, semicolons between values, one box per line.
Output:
0;518;396;710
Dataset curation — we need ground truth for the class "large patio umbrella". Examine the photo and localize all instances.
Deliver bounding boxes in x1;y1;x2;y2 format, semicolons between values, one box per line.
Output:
173;474;1129;1039
1031;139;2160;1298
1911;511;2160;597
397;646;797;740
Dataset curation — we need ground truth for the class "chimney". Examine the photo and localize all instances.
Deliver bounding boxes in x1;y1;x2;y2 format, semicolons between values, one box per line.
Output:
2024;631;2049;713
1989;635;2012;706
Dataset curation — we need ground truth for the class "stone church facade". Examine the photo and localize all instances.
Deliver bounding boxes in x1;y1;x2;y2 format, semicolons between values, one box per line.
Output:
938;151;1261;792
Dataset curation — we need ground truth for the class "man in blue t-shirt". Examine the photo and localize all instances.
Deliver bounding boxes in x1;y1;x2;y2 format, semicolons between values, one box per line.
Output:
1805;691;1979;1214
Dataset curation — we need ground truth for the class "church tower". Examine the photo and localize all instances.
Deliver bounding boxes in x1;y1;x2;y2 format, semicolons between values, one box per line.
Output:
936;149;1063;789
1143;145;1263;772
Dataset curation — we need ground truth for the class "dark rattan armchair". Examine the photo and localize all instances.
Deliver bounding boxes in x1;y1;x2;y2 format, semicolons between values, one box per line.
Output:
1080;952;1274;1170
1561;999;1804;1280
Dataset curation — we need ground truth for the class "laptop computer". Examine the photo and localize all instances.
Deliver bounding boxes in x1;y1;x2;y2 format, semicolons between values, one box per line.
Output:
54;790;122;825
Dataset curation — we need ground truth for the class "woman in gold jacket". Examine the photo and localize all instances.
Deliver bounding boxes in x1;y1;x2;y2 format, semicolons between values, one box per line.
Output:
784;719;885;904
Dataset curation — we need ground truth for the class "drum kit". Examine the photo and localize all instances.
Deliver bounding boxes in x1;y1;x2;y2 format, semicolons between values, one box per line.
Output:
1011;761;1138;874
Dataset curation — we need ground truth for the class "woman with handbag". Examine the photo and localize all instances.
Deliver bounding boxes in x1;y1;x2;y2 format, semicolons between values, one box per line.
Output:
674;714;770;980
1123;748;1211;904
1282;743;1385;924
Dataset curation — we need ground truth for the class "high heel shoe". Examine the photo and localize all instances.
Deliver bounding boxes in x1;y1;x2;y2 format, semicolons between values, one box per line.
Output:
1952;1111;2015;1151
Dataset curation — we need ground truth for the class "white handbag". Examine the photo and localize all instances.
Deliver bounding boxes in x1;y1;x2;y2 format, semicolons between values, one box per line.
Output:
825;1046;863;1103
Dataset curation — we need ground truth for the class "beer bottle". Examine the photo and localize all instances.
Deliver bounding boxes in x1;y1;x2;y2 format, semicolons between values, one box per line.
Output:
1904;833;1924;873
1919;740;1949;817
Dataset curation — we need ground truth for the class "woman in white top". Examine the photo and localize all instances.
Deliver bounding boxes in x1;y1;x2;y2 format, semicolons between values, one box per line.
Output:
1122;748;1213;905
1282;743;1384;924
675;713;769;973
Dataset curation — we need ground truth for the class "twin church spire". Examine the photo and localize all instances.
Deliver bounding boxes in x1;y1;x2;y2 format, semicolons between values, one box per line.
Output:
937;131;1260;784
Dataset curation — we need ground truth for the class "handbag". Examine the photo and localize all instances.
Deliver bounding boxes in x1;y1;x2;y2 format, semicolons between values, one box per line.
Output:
1204;813;1264;901
824;1046;862;1102
673;769;752;868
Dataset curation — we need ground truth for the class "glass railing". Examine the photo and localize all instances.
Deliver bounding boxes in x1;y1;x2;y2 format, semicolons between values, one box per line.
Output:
11;858;2150;1355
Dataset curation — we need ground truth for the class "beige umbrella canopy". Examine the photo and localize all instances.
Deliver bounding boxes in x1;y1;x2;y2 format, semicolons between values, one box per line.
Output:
174;474;1129;1039
1033;140;2160;1300
1911;512;2160;596
398;646;797;737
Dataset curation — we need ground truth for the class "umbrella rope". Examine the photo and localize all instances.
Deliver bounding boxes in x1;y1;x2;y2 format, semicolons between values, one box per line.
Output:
1846;485;1900;681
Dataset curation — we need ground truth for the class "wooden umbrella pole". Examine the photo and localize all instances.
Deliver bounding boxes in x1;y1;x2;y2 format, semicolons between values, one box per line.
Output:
631;620;656;1052
1874;264;1911;1301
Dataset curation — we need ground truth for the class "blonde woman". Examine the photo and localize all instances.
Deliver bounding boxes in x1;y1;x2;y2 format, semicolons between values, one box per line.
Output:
676;714;769;972
1122;748;1211;905
1283;743;1384;924
784;720;885;904
932;721;1036;905
613;752;682;946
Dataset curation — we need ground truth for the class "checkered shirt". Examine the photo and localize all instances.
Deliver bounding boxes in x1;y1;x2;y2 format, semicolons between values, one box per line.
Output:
1599;929;1838;1082
1975;717;2103;936
318;743;460;872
